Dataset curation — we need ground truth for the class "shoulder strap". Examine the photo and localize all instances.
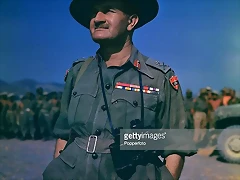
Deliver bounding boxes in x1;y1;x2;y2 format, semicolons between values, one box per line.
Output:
145;58;171;74
74;57;94;87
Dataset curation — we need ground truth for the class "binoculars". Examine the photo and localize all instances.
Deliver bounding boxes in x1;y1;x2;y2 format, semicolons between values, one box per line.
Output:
109;119;164;180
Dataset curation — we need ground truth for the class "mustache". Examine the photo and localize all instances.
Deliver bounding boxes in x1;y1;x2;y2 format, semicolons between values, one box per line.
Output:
94;23;109;29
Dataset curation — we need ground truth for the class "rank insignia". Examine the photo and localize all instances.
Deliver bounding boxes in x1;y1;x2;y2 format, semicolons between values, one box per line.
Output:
115;82;160;95
169;76;179;91
64;69;69;82
133;59;141;70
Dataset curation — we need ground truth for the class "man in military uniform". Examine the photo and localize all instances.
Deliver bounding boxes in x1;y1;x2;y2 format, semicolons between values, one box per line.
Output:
193;88;209;143
184;89;194;129
33;87;44;139
205;86;212;101
19;92;36;139
0;92;8;138
38;92;52;140
0;92;11;138
5;93;19;138
220;87;232;106
48;92;61;136
228;89;240;105
208;90;221;129
43;0;196;179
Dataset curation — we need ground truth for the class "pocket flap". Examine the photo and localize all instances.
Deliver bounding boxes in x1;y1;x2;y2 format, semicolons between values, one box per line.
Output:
72;83;98;98
59;142;79;168
111;89;158;111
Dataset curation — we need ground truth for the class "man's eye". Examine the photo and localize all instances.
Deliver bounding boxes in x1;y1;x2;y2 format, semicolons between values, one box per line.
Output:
102;8;116;14
90;8;116;17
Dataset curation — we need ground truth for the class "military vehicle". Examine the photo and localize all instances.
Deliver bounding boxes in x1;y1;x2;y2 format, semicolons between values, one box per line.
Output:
213;104;240;164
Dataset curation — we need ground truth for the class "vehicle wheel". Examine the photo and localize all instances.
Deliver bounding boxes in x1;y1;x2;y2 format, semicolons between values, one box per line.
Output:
217;125;240;164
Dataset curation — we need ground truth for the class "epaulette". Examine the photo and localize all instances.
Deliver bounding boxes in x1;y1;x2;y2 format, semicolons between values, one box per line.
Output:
72;57;87;67
72;56;95;67
146;58;171;74
64;57;86;82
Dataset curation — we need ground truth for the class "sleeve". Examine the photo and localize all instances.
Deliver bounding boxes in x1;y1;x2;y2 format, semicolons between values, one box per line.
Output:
53;68;74;141
208;102;213;112
157;70;197;158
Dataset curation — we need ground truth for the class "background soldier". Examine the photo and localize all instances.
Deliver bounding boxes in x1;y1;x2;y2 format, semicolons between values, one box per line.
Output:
205;86;212;101
184;89;194;129
33;87;44;139
0;92;11;138
193;88;209;143
19;92;35;140
38;92;53;140
0;93;6;138
220;88;232;106
208;91;221;129
48;92;60;136
5;93;19;138
228;89;240;105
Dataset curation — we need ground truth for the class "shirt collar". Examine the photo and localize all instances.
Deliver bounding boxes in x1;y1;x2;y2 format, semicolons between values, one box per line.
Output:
95;45;154;79
129;45;154;79
135;51;154;79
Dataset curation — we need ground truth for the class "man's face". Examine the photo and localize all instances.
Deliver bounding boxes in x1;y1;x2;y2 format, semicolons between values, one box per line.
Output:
230;90;235;97
186;92;192;99
212;94;218;100
207;91;212;99
89;1;133;43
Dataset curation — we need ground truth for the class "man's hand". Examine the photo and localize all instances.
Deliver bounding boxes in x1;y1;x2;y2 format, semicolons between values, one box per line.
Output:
165;154;185;180
54;138;67;158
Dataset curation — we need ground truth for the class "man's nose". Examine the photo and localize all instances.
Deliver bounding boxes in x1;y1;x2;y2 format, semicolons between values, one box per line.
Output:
94;11;106;24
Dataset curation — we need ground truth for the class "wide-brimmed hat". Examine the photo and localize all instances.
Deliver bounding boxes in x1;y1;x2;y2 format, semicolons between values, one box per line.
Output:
186;89;192;93
200;88;208;95
211;90;219;95
205;86;212;91
221;87;231;94
69;0;159;29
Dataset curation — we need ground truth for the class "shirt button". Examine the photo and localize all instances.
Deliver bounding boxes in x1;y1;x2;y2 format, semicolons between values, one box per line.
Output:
105;84;111;90
95;129;101;136
133;100;138;107
92;153;98;159
73;91;77;96
101;105;107;111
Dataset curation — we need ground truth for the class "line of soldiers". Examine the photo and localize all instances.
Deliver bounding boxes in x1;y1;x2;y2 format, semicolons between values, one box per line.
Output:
0;86;239;141
184;87;240;144
0;87;62;140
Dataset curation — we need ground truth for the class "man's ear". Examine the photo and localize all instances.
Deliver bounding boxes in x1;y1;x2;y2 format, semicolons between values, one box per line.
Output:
127;14;139;31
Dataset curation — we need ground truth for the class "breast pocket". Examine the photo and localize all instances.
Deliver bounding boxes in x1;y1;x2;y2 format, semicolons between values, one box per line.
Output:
68;84;98;125
110;89;158;128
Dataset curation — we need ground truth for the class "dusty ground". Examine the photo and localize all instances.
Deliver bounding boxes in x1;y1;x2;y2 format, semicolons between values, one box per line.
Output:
0;139;240;180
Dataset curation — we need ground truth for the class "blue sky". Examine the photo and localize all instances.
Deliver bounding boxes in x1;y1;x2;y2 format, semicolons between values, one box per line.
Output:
0;0;239;93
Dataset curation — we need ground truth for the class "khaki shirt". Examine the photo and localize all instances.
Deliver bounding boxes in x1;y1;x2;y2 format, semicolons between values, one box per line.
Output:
45;46;196;180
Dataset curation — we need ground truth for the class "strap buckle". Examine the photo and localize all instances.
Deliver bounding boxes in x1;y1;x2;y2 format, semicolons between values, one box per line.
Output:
86;135;98;153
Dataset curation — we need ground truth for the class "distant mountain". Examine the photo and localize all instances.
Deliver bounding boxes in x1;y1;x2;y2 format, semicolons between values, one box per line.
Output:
0;80;8;86
0;80;12;92
0;79;64;95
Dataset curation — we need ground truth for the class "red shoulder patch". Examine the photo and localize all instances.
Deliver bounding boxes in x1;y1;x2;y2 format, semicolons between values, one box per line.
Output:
64;69;69;82
169;76;179;91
